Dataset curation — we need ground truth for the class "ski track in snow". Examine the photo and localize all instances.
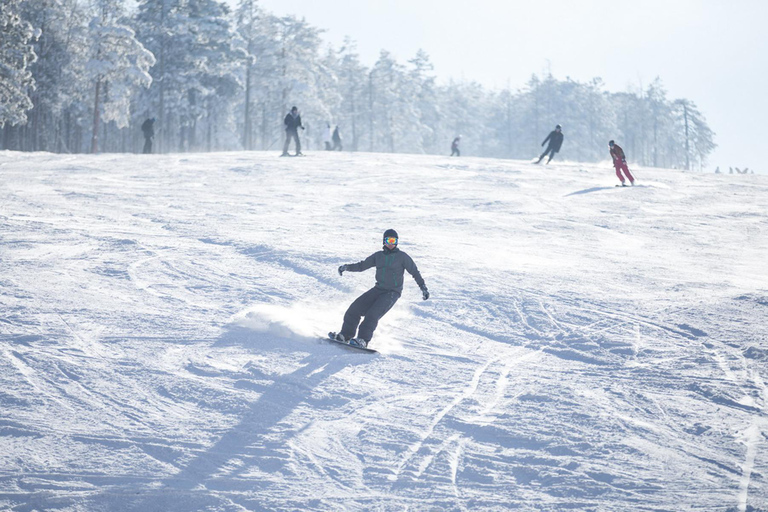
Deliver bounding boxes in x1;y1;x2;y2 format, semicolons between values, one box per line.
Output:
0;150;766;511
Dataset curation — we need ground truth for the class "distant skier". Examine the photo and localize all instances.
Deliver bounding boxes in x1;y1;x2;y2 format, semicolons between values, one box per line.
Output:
535;124;564;164
608;140;636;186
451;135;461;157
330;229;429;348
332;125;342;151
281;106;304;156
141;118;155;154
324;122;332;150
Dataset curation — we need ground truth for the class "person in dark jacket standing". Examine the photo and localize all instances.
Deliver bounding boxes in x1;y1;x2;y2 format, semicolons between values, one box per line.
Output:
141;118;155;154
330;229;429;348
332;125;342;151
451;135;461;156
609;140;636;186
281;106;304;156
535;124;564;164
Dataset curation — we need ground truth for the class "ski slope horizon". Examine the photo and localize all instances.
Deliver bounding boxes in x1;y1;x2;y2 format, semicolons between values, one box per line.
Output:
0;149;766;511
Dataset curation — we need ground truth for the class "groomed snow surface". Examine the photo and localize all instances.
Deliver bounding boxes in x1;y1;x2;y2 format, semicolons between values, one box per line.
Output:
1;150;766;512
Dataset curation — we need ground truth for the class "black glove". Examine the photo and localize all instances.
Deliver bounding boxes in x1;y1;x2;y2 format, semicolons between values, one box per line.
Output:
301;126;305;130
338;264;347;276
420;285;429;301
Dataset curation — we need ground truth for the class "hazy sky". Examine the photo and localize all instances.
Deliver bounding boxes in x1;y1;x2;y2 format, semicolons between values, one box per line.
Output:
247;0;766;172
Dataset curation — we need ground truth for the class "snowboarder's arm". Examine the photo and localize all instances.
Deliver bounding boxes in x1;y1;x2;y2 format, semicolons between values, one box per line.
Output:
404;255;428;299
344;253;376;273
541;132;552;146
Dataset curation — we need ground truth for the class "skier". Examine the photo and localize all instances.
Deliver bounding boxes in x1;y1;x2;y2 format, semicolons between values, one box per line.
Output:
141;118;155;154
535;124;564;164
332;125;342;151
609;140;636;186
281;106;304;156
324;122;332;150
330;229;429;348
451;135;461;157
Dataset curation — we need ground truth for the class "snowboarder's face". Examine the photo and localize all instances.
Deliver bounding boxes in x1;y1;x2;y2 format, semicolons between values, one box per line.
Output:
384;237;397;249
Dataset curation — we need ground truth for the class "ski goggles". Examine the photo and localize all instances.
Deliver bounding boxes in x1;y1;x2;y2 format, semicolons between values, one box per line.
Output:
384;237;398;245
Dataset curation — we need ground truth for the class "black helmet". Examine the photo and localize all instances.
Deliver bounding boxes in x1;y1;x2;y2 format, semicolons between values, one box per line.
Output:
555;124;561;130
383;229;398;245
608;140;615;146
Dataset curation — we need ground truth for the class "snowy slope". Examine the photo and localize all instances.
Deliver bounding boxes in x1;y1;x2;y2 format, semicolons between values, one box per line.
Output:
0;150;766;512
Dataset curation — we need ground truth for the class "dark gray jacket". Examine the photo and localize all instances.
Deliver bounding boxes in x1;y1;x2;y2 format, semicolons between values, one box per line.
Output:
346;247;425;294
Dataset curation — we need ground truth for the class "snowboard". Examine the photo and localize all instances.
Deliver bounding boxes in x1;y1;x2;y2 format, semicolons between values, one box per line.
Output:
325;332;378;353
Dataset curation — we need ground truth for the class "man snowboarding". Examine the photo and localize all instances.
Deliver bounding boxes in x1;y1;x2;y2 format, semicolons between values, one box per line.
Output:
141;118;155;154
609;140;636;186
324;122;332;150
281;106;304;156
330;229;429;348
451;135;461;156
535;124;564;164
332;125;342;151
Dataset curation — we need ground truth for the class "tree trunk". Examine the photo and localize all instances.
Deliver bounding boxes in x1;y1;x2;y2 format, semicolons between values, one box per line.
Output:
91;79;101;154
683;102;690;171
368;72;374;152
244;64;252;150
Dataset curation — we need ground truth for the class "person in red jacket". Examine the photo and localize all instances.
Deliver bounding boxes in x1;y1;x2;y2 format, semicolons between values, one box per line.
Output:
609;140;635;186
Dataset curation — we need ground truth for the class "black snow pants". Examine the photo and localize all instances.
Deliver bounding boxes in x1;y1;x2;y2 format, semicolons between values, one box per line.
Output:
537;145;557;163
283;129;301;154
143;137;153;154
340;287;400;341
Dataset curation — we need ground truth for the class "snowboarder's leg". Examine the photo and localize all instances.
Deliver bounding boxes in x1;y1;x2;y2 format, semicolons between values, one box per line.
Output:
282;132;291;155
621;163;635;183
546;148;556;163
357;291;400;341
340;288;380;340
614;164;626;184
294;132;302;154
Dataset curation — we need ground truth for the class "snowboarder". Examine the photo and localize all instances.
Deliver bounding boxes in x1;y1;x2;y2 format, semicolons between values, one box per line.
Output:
281;106;304;156
609;140;636;186
332;125;342;151
324;122;332;150
141;118;155;154
331;229;429;348
451;135;461;157
535;124;564;164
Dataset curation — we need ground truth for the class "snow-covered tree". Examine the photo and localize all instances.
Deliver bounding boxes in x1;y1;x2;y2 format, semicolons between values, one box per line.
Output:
673;99;716;171
0;0;38;127
334;38;367;152
87;0;155;153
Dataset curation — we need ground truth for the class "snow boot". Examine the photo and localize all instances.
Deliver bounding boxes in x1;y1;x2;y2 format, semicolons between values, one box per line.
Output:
329;332;347;343
349;338;369;348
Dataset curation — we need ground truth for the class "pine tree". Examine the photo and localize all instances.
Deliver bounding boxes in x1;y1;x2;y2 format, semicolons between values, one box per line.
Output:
335;38;367;152
87;0;155;153
0;0;38;128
